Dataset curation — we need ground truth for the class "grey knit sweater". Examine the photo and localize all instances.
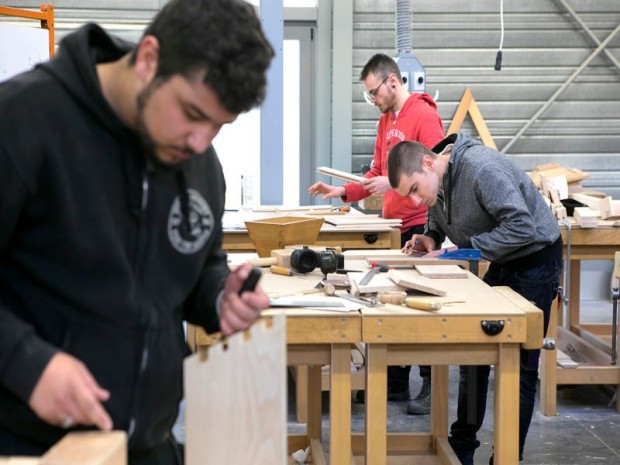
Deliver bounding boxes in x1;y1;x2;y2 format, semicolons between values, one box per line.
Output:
426;132;560;264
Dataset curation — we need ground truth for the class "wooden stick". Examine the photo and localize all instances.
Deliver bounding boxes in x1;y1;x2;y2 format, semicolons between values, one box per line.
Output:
317;166;365;184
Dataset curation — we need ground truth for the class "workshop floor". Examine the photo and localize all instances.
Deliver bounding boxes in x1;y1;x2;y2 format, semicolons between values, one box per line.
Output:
286;299;620;465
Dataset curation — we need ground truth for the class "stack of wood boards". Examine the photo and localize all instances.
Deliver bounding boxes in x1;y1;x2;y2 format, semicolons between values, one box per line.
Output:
568;193;620;228
535;167;620;227
529;163;589;192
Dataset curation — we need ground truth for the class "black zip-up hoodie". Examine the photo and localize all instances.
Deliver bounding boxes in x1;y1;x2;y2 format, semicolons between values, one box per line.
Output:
0;24;229;451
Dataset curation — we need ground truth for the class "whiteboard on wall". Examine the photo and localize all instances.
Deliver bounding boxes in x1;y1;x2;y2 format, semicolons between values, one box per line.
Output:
0;23;49;82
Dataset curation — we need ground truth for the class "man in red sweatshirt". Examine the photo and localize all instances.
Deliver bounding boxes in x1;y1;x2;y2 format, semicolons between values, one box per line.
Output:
308;53;444;414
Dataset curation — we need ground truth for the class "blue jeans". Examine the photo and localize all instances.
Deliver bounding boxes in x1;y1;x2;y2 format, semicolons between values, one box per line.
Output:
448;257;562;463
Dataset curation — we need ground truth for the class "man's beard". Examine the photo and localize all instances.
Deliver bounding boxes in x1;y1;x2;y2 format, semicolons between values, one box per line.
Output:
134;79;193;171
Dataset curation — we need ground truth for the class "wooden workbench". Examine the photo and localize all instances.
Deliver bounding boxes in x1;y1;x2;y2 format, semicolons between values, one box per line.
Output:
357;272;541;465
539;224;620;416
191;262;541;465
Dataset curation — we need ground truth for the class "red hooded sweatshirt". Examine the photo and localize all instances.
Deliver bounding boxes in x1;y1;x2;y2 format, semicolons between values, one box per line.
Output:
342;92;444;232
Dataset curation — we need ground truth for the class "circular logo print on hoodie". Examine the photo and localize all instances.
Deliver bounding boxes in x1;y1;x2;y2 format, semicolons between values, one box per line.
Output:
168;189;214;254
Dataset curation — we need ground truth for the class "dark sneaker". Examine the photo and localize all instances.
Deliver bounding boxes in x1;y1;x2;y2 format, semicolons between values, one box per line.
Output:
355;387;410;404
406;376;431;415
448;437;474;465
458;452;474;465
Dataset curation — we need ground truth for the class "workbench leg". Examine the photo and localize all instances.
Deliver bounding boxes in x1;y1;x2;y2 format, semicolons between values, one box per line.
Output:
365;344;387;465
330;344;352;465
389;228;401;249
295;366;309;424
568;260;581;329
540;295;559;416
431;365;449;443
307;365;322;441
493;344;520;465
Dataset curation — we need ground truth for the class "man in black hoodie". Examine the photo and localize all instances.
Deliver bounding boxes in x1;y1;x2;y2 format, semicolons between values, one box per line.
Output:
0;0;273;463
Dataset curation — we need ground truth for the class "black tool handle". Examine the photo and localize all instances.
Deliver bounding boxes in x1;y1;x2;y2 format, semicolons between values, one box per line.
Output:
238;267;262;295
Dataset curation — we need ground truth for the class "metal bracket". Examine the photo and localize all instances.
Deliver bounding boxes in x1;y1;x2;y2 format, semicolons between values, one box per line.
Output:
481;320;505;336
363;233;378;244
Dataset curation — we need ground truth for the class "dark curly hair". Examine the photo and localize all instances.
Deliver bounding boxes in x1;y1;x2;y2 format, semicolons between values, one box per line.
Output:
132;0;274;114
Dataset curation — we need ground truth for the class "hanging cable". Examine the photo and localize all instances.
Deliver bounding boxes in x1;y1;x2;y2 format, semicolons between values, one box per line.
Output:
495;0;504;70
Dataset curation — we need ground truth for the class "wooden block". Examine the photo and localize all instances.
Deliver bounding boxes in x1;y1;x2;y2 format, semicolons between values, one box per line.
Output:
570;192;604;210
324;272;351;288
271;249;293;268
386;269;447;296
553;204;567;220
547;175;569;200
415;264;468;279
573;207;599;228
556;349;579;368
538;172;550;199
0;459;39;465
246;249;295;268
599;196;620;220
40;432;127;465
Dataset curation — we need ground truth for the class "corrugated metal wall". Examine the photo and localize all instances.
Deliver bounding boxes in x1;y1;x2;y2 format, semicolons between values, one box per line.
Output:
353;0;620;197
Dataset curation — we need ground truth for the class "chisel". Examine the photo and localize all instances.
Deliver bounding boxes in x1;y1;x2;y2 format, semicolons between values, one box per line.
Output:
270;265;304;277
379;293;442;311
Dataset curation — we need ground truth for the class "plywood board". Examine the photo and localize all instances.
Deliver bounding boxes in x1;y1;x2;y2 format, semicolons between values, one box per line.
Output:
323;215;401;227
252;205;333;213
184;316;287;465
415;265;467;279
386;269;447;296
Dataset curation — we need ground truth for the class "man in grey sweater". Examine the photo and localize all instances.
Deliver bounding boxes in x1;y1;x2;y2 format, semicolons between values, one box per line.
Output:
387;132;563;465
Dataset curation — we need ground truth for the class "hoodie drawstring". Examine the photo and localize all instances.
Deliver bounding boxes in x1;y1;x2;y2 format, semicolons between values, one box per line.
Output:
447;161;453;226
175;171;192;238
